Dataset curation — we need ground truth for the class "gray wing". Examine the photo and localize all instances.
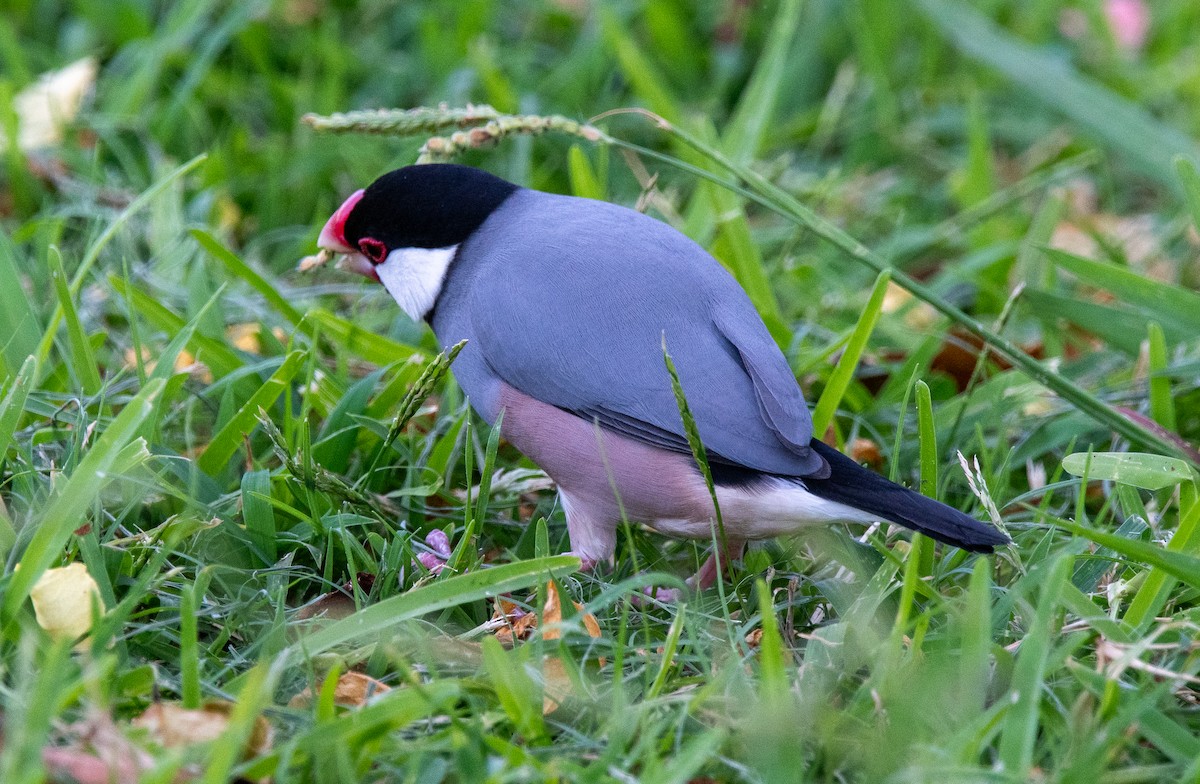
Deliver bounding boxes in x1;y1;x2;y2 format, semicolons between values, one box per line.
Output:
464;191;827;479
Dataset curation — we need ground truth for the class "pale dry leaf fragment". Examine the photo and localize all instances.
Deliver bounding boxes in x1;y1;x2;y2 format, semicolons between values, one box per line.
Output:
296;590;357;622
2;57;98;152
123;347;155;374
880;281;936;329
538;582;603;714
288;671;392;708
492;582;603;712
848;438;883;469
542;655;572;715
296;573;376;623
174;350;214;384
227;323;261;354
324;670;391;707
133;701;272;757
30;562;104;643
541;582;565;641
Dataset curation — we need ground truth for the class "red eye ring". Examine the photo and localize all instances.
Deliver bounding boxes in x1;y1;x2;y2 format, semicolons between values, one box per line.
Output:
358;237;387;264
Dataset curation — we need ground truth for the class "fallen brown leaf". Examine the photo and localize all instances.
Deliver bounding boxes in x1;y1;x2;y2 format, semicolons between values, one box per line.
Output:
541;582;602;641
296;573;376;622
541;583;603;714
848;438;883;469
542;655;572;715
133;701;272;757
492;596;537;645
289;671;391;709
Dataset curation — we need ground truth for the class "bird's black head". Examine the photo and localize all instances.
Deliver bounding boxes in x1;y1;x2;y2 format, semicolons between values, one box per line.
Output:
320;164;519;267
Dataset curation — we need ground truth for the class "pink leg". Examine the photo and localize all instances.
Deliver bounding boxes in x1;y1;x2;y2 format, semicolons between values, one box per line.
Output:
689;537;747;590
644;538;747;603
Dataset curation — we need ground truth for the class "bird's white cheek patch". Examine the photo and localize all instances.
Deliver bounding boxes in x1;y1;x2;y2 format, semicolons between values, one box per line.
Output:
375;245;459;321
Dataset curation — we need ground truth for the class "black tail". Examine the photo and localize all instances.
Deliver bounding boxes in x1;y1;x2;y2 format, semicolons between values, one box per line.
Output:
805;440;1009;553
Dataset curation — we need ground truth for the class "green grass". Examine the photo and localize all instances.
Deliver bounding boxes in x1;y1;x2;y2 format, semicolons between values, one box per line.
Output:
3;0;1200;781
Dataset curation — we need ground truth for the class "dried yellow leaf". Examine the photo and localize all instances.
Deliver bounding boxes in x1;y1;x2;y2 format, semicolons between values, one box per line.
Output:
30;562;104;642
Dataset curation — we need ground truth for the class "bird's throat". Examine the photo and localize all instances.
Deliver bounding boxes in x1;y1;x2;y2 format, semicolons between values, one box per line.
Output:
375;245;460;322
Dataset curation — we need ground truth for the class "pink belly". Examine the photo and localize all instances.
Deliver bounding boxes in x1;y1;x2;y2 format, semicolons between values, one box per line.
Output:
497;384;713;525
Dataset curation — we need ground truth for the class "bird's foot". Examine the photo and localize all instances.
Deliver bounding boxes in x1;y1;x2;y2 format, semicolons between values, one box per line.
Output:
563;550;600;572
638;585;684;604
627;540;749;605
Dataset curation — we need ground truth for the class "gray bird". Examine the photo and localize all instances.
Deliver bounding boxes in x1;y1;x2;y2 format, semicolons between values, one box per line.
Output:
317;164;1007;590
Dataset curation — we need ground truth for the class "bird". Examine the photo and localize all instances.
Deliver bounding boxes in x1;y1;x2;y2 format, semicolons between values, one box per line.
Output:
315;163;1008;591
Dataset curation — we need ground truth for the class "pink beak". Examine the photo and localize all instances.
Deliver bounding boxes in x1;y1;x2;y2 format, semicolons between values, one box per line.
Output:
317;189;378;280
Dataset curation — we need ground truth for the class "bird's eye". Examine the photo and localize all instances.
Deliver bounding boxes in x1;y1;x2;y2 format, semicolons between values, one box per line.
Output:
358;237;387;264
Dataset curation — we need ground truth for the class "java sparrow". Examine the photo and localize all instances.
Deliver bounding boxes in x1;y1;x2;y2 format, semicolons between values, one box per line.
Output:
317;164;1008;587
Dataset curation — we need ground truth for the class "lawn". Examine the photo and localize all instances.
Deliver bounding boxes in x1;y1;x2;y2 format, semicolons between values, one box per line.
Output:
2;0;1200;781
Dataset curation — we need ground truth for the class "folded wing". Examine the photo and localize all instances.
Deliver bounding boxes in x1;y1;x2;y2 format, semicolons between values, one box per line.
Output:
468;192;827;479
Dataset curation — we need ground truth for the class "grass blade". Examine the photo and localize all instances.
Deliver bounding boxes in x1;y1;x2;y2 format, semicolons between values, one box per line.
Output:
1146;323;1176;432
1176;155;1200;233
304;308;421;366
191;229;303;324
599;8;680;123
661;336;726;560
1020;288;1172;356
47;247;101;394
33;154;207;376
0;355;35;455
958;559;993;718
200;663;275;784
997;554;1071;776
755;579;787;695
811;270;890;438
1061;452;1193;491
240;469;277;565
1046;248;1200;335
1122;490;1200;632
721;0;802;163
3;378;164;624
109;274;245;378
197;351;305;476
1055;516;1200;591
566;145;604;200
481;636;546;742
0;231;40;375
279;555;579;668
